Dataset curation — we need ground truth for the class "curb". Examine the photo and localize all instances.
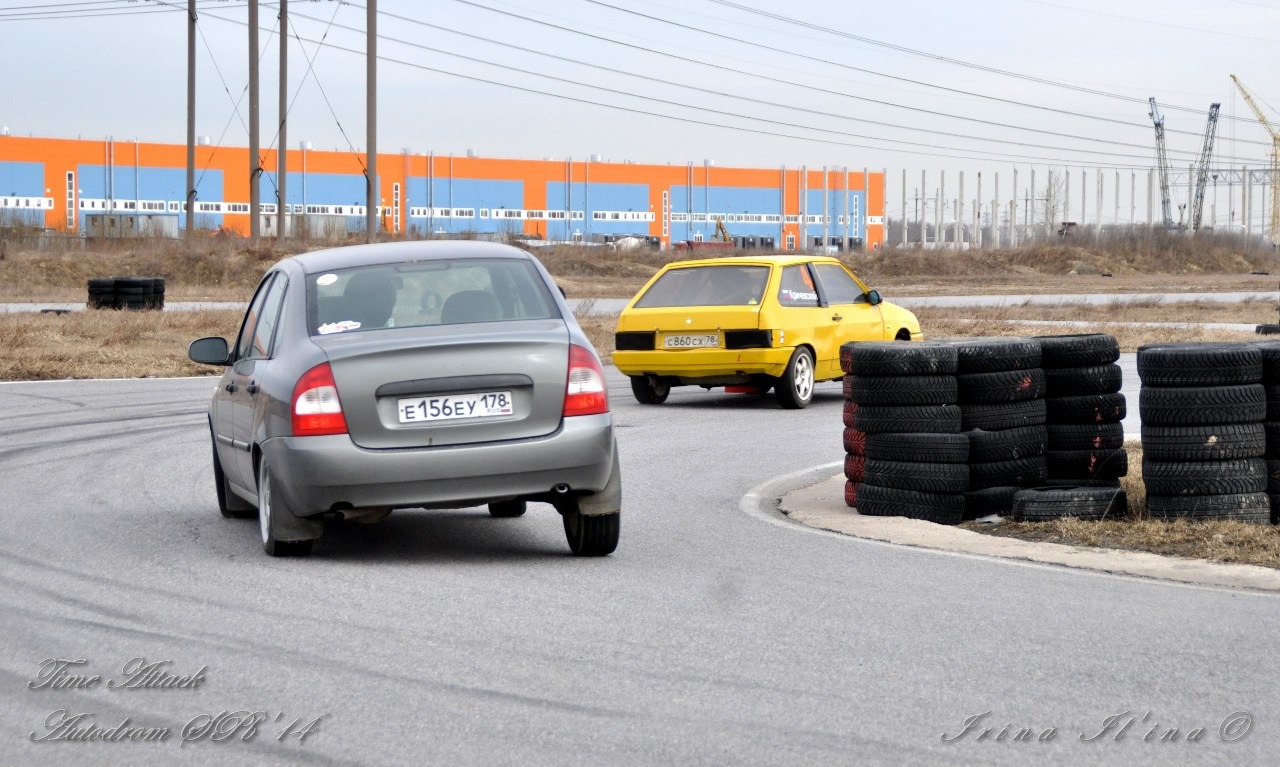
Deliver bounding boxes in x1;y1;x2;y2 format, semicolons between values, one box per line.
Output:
771;471;1280;594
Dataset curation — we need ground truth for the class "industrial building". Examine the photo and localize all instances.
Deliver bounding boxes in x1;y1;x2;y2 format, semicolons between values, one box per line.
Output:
0;134;886;250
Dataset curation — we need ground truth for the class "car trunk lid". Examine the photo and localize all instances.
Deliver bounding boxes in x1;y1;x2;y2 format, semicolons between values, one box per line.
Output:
315;320;569;449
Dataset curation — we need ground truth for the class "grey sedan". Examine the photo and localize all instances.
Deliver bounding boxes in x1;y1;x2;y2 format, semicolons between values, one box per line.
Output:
188;240;622;557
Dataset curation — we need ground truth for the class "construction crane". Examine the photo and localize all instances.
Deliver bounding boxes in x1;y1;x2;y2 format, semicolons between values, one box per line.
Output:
1148;97;1175;229
1190;103;1221;232
1231;74;1280;246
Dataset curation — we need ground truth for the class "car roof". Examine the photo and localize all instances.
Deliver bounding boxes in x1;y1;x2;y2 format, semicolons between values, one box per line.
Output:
658;254;840;269
285;240;535;274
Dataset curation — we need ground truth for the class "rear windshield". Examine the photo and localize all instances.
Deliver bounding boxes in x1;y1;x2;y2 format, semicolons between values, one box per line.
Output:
633;265;770;308
307;258;559;335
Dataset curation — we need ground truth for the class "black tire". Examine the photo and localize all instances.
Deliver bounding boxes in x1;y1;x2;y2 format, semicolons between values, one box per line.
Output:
1012;486;1128;521
844;453;865;483
1252;339;1280;382
1140;423;1266;461
1040;477;1122;489
212;438;254;519
1268;460;1280;493
1264;383;1280;420
1043;364;1123;396
1145;493;1270;523
844;480;858;508
968;456;1048;490
943;336;1042;373
256;455;315;557
846;374;957;405
775;347;815;409
1141;458;1268;496
1270;494;1280;525
957;368;1046;403
961;398;1047;431
842;400;858;427
1044;448;1128;480
488;499;528;517
1035;334;1120;368
561;501;620;556
863;432;970;463
1136;342;1263;387
862;459;969;494
963;485;1021;519
1044;393;1126;424
1138;384;1265;426
854;404;963;434
1268;423;1280;458
842;340;958;376
1047;423;1125;451
854;482;964;524
630;376;670;405
843;426;866;455
966;425;1048;463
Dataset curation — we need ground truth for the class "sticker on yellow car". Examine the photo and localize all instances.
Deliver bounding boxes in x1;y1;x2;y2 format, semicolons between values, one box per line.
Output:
663;334;719;349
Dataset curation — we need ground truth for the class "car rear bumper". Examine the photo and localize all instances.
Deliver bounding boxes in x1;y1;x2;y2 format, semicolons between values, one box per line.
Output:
613;347;793;379
262;413;620;517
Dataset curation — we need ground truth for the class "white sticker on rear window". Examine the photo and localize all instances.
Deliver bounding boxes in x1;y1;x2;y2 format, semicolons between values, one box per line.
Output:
318;320;361;334
317;273;338;286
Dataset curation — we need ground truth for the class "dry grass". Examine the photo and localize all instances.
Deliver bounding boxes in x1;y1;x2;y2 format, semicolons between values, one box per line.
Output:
0;308;241;380
962;444;1280;569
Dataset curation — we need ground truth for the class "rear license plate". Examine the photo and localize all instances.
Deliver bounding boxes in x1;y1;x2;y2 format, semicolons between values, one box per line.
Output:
398;391;514;423
664;334;719;349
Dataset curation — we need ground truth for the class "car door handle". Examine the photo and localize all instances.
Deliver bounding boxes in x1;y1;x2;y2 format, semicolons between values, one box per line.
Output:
224;383;237;393
831;313;843;321
247;383;260;394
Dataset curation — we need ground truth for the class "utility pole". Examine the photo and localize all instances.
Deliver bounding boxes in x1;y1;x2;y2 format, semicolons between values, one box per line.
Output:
249;0;260;239
278;0;288;245
366;0;378;243
185;0;196;240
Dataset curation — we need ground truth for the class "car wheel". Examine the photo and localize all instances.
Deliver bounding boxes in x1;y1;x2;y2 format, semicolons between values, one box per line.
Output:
630;376;670;405
257;456;314;557
560;499;619;556
488;499;527;517
212;438;255;519
775;347;814;409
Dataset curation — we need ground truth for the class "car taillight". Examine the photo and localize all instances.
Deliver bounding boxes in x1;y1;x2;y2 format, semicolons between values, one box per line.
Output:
291;362;348;436
564;344;609;417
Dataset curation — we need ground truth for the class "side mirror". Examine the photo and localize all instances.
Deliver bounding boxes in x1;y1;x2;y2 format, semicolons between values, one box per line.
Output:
188;336;231;366
865;290;882;306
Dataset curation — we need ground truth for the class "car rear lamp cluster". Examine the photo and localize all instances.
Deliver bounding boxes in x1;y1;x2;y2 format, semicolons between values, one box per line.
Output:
292;362;349;436
564;344;609;416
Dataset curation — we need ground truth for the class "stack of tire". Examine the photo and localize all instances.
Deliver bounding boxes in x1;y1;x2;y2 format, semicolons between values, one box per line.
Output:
947;337;1049;518
86;276;165;310
1138;342;1270;524
839;341;969;525
1252;341;1280;525
1037;333;1129;488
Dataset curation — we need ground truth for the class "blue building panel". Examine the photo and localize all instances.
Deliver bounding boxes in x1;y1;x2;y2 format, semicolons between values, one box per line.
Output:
0;161;44;196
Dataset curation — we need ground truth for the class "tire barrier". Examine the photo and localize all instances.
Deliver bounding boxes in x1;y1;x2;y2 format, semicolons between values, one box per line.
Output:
86;276;166;310
1250;340;1280;525
1037;334;1129;503
1138;342;1269;524
840;341;966;523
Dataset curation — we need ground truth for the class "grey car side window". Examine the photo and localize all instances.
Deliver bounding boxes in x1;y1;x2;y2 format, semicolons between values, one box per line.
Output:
232;273;285;362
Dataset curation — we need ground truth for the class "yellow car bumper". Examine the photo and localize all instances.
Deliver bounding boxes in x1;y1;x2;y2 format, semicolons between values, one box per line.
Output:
613;347;795;379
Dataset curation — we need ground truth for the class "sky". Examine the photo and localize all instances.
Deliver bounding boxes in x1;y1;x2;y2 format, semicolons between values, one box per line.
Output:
2;0;1279;228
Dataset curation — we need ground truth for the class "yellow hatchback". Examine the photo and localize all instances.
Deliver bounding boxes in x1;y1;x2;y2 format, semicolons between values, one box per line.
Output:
613;254;923;408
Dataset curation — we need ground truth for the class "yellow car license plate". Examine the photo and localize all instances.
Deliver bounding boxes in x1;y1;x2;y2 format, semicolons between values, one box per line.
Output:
398;391;514;423
663;334;719;349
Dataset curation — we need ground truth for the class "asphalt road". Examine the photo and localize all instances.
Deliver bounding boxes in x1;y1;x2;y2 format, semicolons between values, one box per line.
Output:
1;369;1277;767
